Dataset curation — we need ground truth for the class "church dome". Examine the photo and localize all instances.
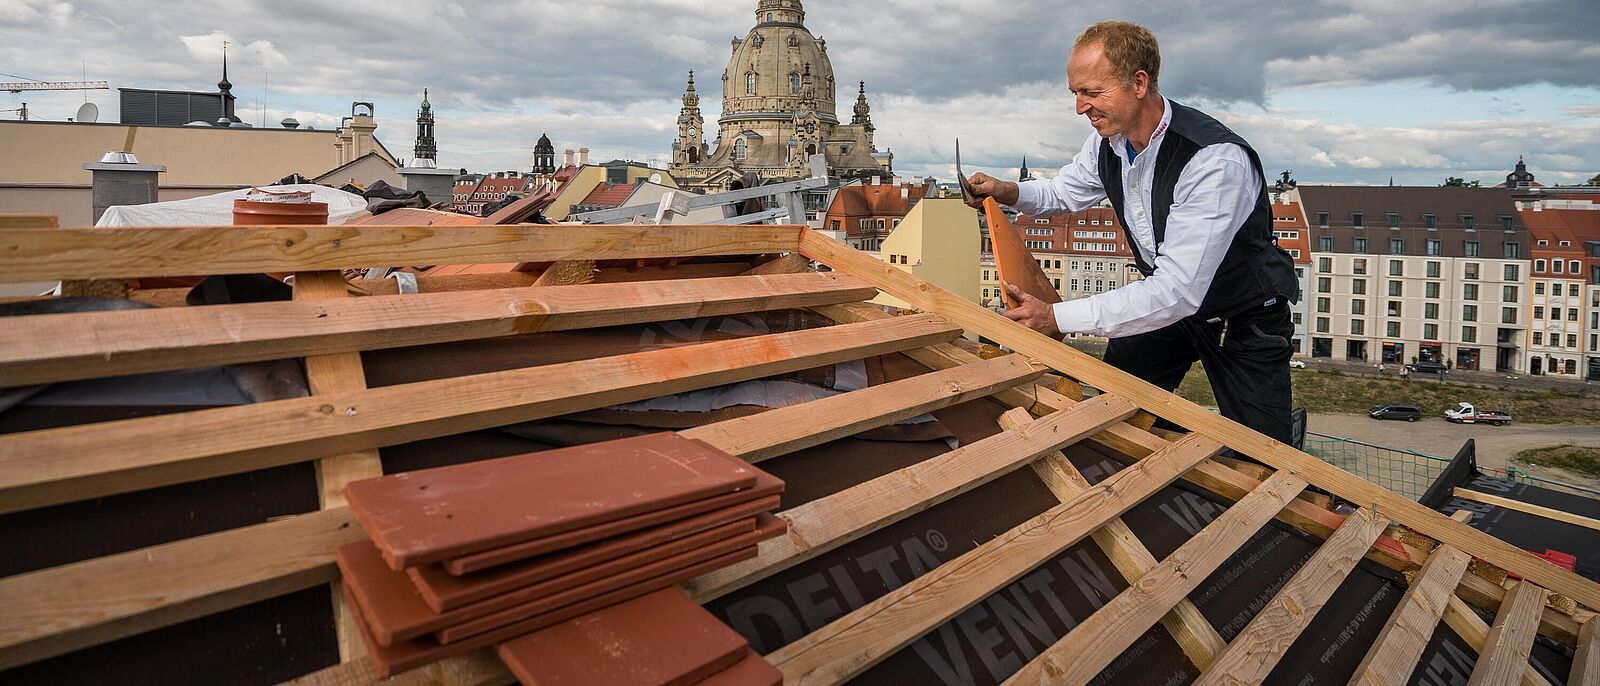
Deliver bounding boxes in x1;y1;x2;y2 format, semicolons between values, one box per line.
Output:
534;131;554;154
722;0;837;126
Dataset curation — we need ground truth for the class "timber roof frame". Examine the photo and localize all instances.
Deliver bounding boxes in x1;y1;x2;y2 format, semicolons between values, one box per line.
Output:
0;221;1596;686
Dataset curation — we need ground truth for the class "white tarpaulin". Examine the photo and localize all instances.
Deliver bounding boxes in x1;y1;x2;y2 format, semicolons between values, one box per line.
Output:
95;185;370;227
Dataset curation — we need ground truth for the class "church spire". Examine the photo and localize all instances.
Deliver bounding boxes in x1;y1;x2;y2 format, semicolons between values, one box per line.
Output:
218;40;232;94
1020;156;1032;182
413;87;437;162
682;70;699;109
852;81;871;126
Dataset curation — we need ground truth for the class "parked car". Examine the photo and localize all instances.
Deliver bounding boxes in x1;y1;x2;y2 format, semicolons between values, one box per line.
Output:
1444;402;1512;425
1369;403;1422;422
1407;361;1447;374
1289;359;1307;369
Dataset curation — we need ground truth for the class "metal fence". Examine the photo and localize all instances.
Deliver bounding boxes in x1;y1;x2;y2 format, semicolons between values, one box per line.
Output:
1303;432;1600;501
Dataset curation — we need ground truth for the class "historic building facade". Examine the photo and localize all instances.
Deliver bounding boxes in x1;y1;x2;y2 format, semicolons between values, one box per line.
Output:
668;0;891;191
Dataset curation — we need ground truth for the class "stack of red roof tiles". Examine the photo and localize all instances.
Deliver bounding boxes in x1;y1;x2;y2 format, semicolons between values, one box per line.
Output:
337;433;787;682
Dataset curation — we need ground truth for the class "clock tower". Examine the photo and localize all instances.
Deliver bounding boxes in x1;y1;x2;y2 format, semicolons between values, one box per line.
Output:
674;71;706;167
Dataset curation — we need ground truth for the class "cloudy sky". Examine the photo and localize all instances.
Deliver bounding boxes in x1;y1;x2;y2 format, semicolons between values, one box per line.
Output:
4;0;1598;186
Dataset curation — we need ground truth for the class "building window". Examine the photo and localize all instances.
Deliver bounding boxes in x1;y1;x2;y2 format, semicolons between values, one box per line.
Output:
1570;308;1580;322
733;138;748;160
1389;260;1403;276
1423;214;1437;230
746;72;757;95
1423;239;1440;256
1352;212;1365;229
1424;323;1437;340
1462;326;1476;343
1461;215;1476;231
1503;242;1520;259
1463;284;1479;301
1317;277;1331;293
1535;259;1547;273
1316;317;1329;333
1534;332;1544;345
1387;321;1401;337
1569;283;1580;297
1503;285;1518;303
1571;260;1582;274
1389;239;1404;255
1502;307;1517;324
1319;236;1333;252
1351;320;1364;335
1500;215;1514;231
1318;297;1331;313
789;72;801;94
1353;278;1367;295
1318;257;1332;273
1425;303;1439;320
1388;280;1402;297
1387;212;1401;229
1426;282;1440;299
1387;301;1402;317
1316;212;1328;228
1535;282;1545;295
1505;264;1519;281
1353;258;1368;275
1464;241;1480;257
1293;312;1303;325
1555;260;1565;274
1463;305;1478;321
1351;299;1365;315
1569;334;1579;348
1427;261;1441;278
1354;237;1368;253
1465;263;1480;280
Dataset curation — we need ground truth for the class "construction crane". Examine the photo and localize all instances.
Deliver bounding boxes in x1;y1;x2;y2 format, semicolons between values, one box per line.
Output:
0;80;108;93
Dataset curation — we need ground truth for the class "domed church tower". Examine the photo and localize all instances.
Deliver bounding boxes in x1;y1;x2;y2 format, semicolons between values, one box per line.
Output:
669;0;891;191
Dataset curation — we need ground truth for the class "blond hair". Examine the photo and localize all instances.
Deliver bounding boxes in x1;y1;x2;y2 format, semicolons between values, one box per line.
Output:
1074;21;1161;89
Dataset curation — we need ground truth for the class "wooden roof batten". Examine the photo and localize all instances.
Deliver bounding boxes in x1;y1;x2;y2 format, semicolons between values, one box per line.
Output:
0;220;1592;686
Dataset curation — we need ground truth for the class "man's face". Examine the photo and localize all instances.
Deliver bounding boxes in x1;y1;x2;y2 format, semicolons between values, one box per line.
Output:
1067;43;1144;138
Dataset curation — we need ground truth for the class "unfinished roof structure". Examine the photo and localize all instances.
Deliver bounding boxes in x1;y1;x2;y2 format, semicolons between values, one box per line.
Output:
0;221;1597;685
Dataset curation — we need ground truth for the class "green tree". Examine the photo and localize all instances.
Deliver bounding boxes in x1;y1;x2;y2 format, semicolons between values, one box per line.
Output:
1442;177;1481;187
1587;172;1600;186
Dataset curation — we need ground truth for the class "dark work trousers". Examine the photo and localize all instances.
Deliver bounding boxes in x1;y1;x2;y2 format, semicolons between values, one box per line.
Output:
1103;301;1295;445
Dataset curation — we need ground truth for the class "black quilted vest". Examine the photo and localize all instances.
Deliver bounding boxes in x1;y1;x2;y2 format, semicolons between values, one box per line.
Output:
1097;100;1298;321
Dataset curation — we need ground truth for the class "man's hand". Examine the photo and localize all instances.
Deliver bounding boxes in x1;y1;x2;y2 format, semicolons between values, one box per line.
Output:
964;172;1020;210
1001;282;1062;338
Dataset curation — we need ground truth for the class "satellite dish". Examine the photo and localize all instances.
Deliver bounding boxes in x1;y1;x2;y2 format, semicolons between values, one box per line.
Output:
649;173;663;184
75;102;99;123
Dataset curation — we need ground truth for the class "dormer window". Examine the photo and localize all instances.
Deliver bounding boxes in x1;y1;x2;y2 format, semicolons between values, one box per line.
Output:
733;138;748;160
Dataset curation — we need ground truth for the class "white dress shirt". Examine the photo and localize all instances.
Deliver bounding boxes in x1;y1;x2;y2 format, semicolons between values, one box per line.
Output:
1012;98;1262;338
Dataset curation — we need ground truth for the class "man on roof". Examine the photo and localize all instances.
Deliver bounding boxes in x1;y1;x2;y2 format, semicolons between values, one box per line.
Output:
964;20;1299;444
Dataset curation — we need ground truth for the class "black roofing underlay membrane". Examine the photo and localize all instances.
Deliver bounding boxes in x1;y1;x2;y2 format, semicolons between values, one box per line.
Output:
0;314;1580;685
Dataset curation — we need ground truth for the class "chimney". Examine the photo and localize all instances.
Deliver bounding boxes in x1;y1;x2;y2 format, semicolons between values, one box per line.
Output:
564;149;575;166
579;148;590;166
84;152;164;224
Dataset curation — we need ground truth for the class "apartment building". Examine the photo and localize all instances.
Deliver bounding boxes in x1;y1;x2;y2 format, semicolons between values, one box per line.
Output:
1271;199;1314;353
1297;185;1530;372
1522;207;1600;379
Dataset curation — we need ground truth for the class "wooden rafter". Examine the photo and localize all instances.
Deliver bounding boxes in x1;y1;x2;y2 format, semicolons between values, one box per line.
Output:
1467;582;1551;686
0;224;802;282
0;273;876;385
1194;507;1388;686
997;407;1225;670
0;314;959;513
1348;545;1474;686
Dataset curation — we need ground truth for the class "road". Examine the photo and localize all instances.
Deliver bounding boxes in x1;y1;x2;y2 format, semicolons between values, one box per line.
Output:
1307;412;1600;492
